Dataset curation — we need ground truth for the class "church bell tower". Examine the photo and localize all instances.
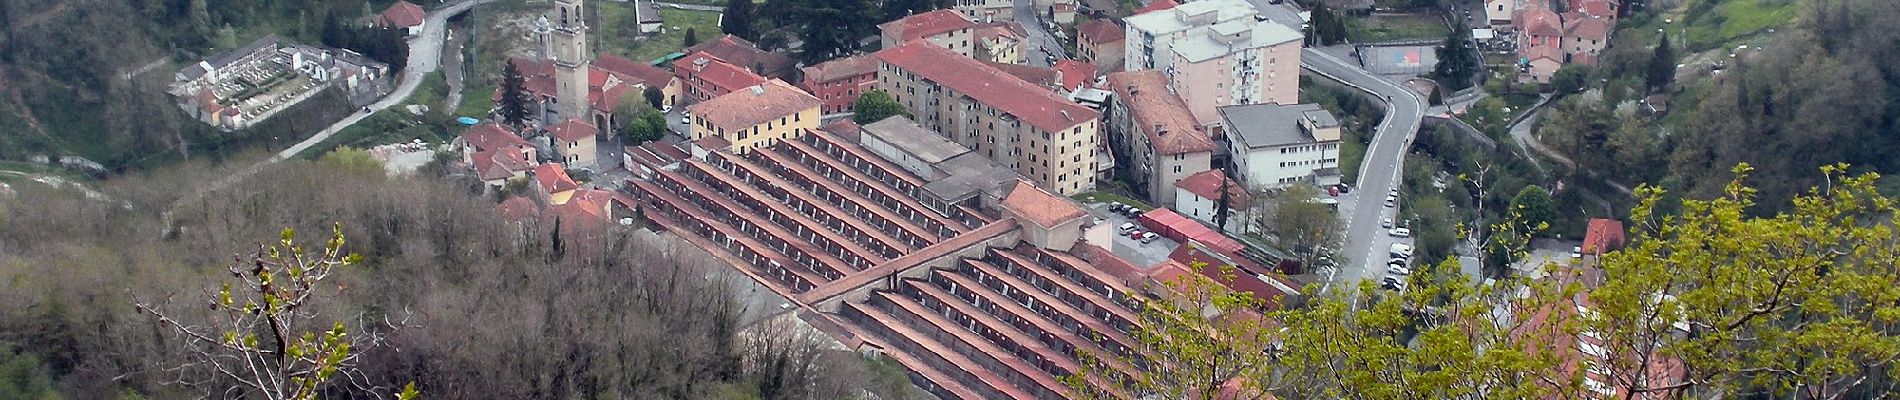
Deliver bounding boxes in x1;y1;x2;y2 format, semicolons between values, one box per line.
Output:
552;0;591;122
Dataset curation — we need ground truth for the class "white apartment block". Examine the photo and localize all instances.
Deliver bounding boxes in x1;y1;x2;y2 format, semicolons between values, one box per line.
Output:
1220;103;1343;189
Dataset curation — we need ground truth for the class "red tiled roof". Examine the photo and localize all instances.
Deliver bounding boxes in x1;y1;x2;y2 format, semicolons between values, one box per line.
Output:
972;21;1027;44
532;163;579;193
799;54;879;84
1582;218;1624;254
876;41;1098;132
1175;169;1250;207
1106;71;1214;155
1133;0;1179;15
685;79;820;130
675;54;769;94
473;149;536;181
1518;7;1563;37
1562;14;1611;42
497;196;540;221
1524;43;1564;62
983;61;1060;89
1000;180;1087;228
1075;19;1124;44
879;9;978;42
377;1;425;28
594;54;673;87
1054;60;1096;90
820;118;862;138
545;118;597;142
1568;0;1617;18
683;34;797;79
460;122;528;151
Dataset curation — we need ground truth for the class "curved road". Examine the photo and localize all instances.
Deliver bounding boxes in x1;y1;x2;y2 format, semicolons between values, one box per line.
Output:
275;0;491;161
164;0;489;234
1300;48;1429;292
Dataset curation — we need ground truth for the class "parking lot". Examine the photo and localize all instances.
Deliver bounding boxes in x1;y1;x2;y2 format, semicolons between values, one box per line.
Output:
1083;202;1179;271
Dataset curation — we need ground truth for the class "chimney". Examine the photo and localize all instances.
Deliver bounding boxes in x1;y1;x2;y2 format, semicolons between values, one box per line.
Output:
1154;124;1164;136
750;85;765;95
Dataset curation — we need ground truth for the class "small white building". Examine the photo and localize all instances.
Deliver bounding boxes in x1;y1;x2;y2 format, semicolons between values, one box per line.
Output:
1220;103;1342;189
1173;168;1253;234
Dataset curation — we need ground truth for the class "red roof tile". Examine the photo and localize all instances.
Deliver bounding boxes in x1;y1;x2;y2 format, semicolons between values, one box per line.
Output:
377;1;425;28
1524;42;1564;62
460;122;529;152
876;42;1099;132
1562;14;1611;42
674;54;768;94
1582;218;1624;254
497;196;540;221
532;163;579;193
984;61;1060;89
1000;180;1087;228
1054;60;1097;90
594;54;674;87
799;54;879;84
683;34;797;79
1568;0;1616;18
545;118;597;142
1518;7;1563;37
473;149;536;181
1133;0;1179;15
685;79;820;130
1174;169;1250;208
1106;71;1214;155
1075;19;1124;44
879;9;978;43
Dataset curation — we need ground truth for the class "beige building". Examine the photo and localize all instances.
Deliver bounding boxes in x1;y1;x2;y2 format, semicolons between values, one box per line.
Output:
952;0;1015;23
686;79;822;153
1106;71;1214;206
1166;20;1303;129
875;41;1103;196
1074;19;1125;74
546;119;599;169
973;22;1027;65
879;9;978;58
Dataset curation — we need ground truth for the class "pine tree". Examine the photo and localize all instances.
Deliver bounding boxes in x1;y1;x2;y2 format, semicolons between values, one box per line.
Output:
683;27;700;47
1432;22;1478;91
723;0;756;41
1646;32;1676;91
498;61;532;128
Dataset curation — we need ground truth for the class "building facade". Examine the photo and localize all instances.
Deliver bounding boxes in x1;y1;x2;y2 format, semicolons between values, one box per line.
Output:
1165;20;1303;129
973;22;1028;65
1074;19;1125;74
875;41;1102;196
551;0;592;122
546;118;599;169
1104;71;1213;206
686;80;822;153
951;0;1015;23
674;54;769;103
879;9;979;58
798;55;881;115
1122;0;1255;72
1172;168;1252;233
1220;103;1342;189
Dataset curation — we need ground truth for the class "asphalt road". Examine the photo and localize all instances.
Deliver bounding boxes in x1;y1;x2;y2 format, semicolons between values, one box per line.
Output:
275;0;490;161
1014;0;1069;67
1300;48;1429;293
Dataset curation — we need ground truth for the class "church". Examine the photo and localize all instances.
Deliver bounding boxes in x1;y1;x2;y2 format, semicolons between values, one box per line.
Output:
496;0;682;169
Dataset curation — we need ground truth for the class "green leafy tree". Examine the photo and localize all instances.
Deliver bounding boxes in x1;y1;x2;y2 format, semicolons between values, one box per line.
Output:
1432;22;1480;91
498;60;533;128
794;0;877;64
722;0;757;41
133;225;416;400
1062;263;1292;400
643;85;665;109
1507;186;1556;232
615;92;668;144
1645;32;1675;90
0;344;61;400
1587;164;1900;397
1548;65;1589;94
1250;185;1343;270
1308;3;1347;46
852;90;909;124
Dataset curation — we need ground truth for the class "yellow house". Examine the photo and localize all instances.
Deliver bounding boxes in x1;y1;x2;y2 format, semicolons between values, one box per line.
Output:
686;79;821;153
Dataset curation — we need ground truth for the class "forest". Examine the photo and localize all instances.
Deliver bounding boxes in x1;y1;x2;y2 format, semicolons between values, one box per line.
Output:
0;155;921;399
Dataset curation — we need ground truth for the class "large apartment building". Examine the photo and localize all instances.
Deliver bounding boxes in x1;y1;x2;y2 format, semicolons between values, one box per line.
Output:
879;9;979;58
1105;70;1213;207
686;79;822;153
1124;0;1302;131
1220;103;1343;188
874;41;1103;196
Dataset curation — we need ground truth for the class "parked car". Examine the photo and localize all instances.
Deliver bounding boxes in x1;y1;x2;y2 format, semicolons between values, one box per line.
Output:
1140;232;1160;244
1389;227;1412;238
661;104;672;113
1118;222;1137;233
1128;230;1145;239
1572;246;1583;259
1384;194;1397;208
1381;218;1393;229
1381;276;1407;291
1389;257;1409;266
1387;264;1411;276
1336;183;1351;194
